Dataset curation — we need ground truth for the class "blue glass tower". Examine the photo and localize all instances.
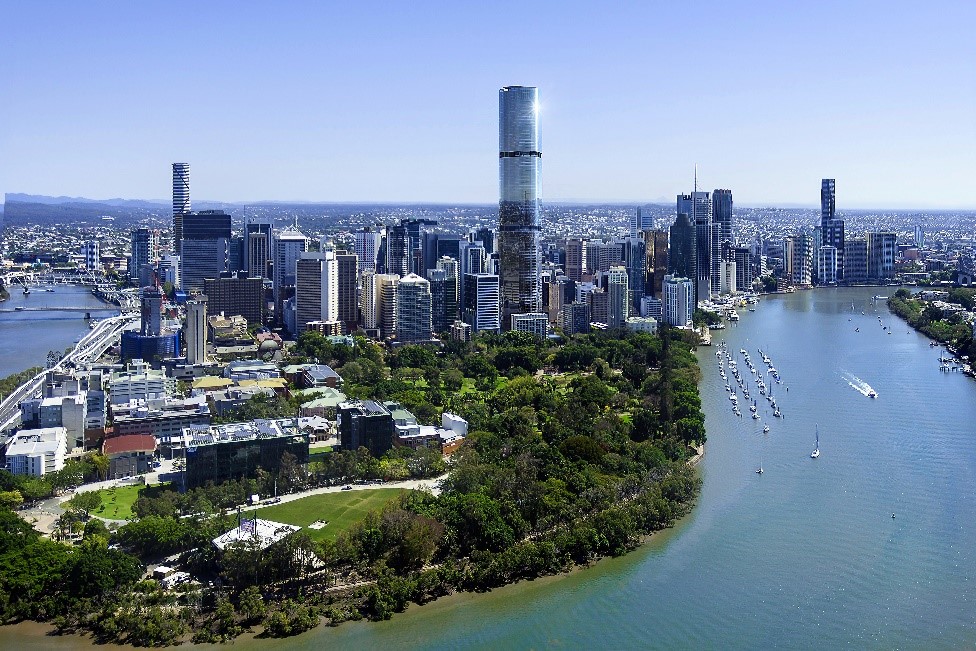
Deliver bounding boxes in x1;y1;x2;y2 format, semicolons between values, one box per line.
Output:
498;85;541;326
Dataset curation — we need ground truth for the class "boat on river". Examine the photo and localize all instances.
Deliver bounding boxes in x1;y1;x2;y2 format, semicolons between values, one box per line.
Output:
811;426;820;458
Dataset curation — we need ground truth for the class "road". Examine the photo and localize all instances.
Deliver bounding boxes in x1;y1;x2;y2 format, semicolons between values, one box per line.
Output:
0;313;138;436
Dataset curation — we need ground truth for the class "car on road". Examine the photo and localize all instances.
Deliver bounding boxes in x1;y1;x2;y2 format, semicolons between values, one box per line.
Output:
342;485;353;490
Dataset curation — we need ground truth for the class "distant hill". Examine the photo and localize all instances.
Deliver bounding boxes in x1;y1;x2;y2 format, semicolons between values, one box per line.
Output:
4;193;167;209
1;194;238;228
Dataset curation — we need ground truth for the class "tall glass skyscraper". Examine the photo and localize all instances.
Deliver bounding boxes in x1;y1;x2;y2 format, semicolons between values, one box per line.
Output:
172;163;190;253
498;85;541;325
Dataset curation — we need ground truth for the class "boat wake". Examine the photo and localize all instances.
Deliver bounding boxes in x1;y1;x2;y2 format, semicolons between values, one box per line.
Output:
841;371;877;398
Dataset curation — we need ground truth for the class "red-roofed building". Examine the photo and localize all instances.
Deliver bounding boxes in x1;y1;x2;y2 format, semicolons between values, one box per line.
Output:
102;434;157;479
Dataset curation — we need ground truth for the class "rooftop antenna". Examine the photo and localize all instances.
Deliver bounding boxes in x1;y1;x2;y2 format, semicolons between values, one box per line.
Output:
694;164;698;193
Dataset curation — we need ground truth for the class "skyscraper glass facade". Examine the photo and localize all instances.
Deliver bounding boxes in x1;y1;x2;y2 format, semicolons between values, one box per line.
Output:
498;85;541;323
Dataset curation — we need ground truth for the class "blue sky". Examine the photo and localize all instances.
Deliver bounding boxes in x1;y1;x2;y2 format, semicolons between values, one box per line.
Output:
2;1;974;208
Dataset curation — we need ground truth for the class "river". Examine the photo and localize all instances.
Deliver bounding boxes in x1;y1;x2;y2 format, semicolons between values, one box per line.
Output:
2;286;975;649
0;284;119;378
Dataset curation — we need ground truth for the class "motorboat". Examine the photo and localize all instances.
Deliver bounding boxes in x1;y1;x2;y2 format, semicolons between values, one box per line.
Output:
763;424;770;433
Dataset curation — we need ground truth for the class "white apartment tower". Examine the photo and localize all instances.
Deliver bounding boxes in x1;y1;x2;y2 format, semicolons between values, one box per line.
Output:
185;295;208;364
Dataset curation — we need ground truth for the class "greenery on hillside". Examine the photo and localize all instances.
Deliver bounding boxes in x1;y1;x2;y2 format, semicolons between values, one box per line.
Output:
0;326;704;645
889;288;976;359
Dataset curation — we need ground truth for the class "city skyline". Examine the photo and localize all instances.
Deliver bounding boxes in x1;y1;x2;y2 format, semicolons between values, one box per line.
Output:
2;2;975;209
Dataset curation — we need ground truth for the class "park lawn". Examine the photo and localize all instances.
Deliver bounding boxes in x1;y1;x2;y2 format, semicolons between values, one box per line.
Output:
93;484;149;520
254;488;405;541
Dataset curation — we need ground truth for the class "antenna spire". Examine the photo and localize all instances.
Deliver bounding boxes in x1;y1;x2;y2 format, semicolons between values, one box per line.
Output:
694;164;698;193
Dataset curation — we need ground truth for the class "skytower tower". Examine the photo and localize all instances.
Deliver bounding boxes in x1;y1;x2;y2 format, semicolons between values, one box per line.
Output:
498;85;541;326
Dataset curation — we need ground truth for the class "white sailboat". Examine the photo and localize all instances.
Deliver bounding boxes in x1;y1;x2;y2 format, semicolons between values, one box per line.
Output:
811;426;820;458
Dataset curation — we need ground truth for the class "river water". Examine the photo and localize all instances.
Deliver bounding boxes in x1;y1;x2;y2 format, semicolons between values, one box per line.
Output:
0;285;118;378
3;286;975;649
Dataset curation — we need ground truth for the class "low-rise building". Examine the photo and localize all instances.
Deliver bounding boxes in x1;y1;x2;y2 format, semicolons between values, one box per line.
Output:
183;419;309;489
109;359;177;405
103;433;157;479
337;400;395;457
4;427;67;476
625;316;659;334
299;364;343;389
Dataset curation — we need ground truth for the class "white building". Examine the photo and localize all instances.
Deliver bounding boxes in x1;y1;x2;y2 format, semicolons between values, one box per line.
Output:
719;259;737;295
463;273;500;333
4;427;67;476
818;245;838;285
109;360;177;405
663;275;695;327
626;316;659;334
272;228;309;314
354;228;383;274
158;254;181;288
511;312;549;337
185;295;208;364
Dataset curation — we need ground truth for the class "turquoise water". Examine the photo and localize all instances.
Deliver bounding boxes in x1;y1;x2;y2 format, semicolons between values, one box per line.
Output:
3;286;975;649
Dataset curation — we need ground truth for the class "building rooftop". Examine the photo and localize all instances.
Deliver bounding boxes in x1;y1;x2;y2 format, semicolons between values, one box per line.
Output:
212;518;300;551
103;434;157;456
5;427;67;455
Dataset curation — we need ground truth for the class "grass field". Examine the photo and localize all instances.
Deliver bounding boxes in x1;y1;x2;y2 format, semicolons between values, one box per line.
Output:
92;484;147;520
253;488;405;541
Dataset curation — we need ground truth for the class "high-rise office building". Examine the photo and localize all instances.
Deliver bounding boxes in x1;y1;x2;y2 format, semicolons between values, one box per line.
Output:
245;217;273;279
83;241;100;271
788;234;814;286
565;238;586;282
396;273;432;343
180;210;231;292
185;295;208;365
820;179;845;282
620;237;645;311
498;85;542;324
130;228;159;283
669;213;696;283
678;192;712;302
273;228;308;321
711;190;733;250
140;285;164;336
818;245;838;284
158;255;180;289
355;227;383;274
470;227;495;255
172;163;190;253
376;274;400;340
435;256;459;326
732;247;753;292
711;189;733;293
427;268;450;334
203;273;265;325
643;230;669;298
631;206;655;239
867;232;897;280
844;239;868;283
463;273;501;333
559;302;590;335
295;251;338;335
337;253;359;333
607;266;630;328
663;275;694;327
359;270;377;330
385;222;409;277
